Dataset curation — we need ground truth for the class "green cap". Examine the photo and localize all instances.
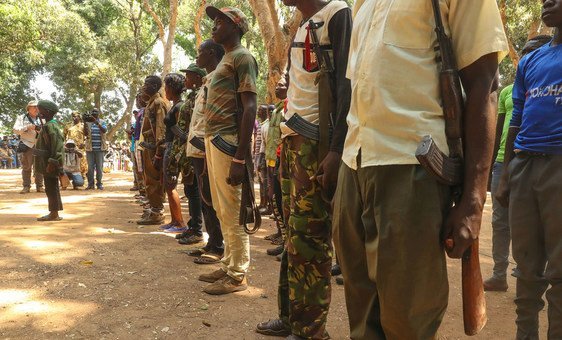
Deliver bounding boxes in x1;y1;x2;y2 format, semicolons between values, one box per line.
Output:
37;100;59;114
179;63;207;78
206;6;249;35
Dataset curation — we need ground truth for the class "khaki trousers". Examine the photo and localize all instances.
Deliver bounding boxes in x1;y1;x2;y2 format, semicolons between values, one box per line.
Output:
20;147;43;189
333;161;449;340
204;135;249;281
142;148;164;211
509;154;562;340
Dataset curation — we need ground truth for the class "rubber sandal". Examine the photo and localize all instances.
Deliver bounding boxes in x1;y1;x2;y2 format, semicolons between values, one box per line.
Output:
187;248;206;257
37;215;63;221
194;252;222;265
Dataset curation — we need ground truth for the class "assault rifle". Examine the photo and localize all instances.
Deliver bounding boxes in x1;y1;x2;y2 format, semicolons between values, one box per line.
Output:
285;20;334;161
171;124;188;144
211;134;261;234
189;136;206;152
415;0;487;336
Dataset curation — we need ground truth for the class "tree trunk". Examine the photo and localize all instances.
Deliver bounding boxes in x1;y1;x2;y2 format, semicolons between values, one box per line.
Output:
499;0;519;68
94;85;103;111
143;0;178;77
106;86;137;141
247;0;301;103
194;0;207;48
163;0;178;76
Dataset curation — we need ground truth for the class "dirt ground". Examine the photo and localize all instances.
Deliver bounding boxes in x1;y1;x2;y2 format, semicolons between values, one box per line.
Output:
0;169;548;339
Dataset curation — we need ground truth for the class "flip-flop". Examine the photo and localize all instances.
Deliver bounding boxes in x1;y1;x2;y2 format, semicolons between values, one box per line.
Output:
194;252;222;265
37;215;63;221
187;248;207;257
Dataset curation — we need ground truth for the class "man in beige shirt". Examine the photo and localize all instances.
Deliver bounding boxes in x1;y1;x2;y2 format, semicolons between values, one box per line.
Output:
332;1;509;339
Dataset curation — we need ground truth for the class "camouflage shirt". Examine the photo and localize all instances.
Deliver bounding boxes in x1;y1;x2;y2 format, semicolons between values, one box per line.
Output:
168;90;197;175
265;101;284;162
65;122;85;150
205;45;258;137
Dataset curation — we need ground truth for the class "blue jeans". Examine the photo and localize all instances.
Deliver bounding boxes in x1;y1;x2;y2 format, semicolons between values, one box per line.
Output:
66;172;84;187
86;150;104;188
491;161;510;280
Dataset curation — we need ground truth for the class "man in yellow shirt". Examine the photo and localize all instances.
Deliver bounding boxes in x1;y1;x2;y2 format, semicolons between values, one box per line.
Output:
332;1;509;338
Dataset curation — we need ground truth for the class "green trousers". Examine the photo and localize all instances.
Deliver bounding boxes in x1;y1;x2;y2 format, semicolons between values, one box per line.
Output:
333;161;449;340
278;135;332;339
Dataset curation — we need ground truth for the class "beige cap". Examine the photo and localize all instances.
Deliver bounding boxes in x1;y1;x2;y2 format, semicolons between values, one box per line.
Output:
26;100;38;109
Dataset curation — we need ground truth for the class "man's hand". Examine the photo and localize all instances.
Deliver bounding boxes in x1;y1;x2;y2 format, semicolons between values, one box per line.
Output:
46;162;56;174
227;161;245;187
443;199;483;258
494;170;510;207
152;155;162;171
313;151;341;200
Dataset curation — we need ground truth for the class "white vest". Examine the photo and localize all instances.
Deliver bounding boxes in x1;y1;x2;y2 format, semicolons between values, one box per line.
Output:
282;1;348;137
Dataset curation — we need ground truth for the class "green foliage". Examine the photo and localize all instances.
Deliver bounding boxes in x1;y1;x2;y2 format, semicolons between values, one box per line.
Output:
0;0;161;136
500;0;546;86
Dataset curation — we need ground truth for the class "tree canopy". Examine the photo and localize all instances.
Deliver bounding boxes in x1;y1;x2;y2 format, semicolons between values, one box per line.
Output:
0;0;549;139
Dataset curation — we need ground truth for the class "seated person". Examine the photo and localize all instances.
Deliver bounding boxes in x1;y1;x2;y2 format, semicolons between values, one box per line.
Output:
63;139;85;189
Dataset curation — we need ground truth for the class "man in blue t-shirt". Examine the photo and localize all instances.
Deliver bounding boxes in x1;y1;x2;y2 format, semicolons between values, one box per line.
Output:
496;1;562;337
484;35;552;293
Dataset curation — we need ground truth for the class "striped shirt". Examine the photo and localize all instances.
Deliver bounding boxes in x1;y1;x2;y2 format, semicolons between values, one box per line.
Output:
90;123;102;151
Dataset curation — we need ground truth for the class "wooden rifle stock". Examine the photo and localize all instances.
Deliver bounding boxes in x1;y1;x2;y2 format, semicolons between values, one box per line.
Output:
417;0;487;335
462;240;487;335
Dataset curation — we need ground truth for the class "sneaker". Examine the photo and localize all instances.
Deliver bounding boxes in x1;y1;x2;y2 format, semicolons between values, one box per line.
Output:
198;269;227;283
331;264;341;276
159;222;176;230
164;226;188;233
203;276;247;295
270;235;284;245
36;187;45;193
256;319;291;337
267;244;284;256
85;186;95;190
178;234;204;245
264;232;280;241
130;186;139;191
259;206;272;215
483;277;508;292
19;187;30;194
97;185;104;190
175;229;196;239
136;211;165;225
335;276;344;285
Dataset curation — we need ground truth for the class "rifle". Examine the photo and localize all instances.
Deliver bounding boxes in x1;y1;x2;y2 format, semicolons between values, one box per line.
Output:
189;136;206;152
415;0;486;336
308;19;334;162
285;20;334;161
225;68;261;235
211;134;261;234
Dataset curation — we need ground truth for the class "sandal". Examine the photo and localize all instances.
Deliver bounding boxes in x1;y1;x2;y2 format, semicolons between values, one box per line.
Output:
186;248;207;257
37;215;63;221
194;252;222;265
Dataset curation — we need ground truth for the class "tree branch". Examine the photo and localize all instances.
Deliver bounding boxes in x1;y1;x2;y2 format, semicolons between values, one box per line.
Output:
142;0;165;43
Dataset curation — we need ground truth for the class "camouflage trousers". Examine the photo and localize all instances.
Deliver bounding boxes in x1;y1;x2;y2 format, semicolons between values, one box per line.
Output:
278;135;332;339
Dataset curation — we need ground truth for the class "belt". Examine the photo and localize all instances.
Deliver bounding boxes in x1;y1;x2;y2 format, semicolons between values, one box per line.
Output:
516;150;551;157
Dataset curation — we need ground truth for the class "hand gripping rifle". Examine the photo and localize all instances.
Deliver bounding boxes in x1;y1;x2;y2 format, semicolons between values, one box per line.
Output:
415;0;486;335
